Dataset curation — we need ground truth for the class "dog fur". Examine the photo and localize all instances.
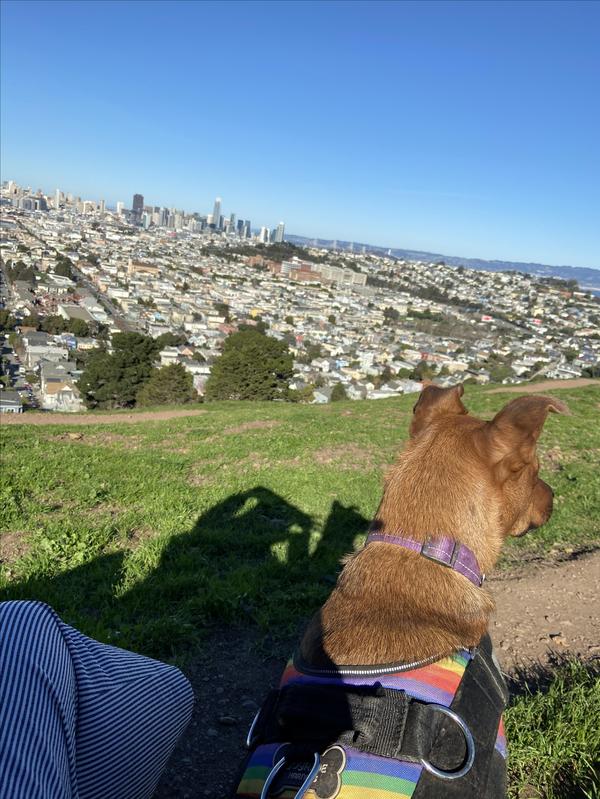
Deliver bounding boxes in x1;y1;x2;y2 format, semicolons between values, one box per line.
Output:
300;385;568;668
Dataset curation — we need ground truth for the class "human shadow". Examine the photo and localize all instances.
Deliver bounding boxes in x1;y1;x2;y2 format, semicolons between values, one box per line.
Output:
3;488;369;659
4;488;370;797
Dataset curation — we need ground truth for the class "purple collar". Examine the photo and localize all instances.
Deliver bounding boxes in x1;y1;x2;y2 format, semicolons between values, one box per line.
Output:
366;532;485;587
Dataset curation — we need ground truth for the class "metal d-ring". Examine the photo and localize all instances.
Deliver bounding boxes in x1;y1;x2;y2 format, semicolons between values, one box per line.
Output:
260;756;287;799
420;704;475;780
260;751;321;799
245;709;261;748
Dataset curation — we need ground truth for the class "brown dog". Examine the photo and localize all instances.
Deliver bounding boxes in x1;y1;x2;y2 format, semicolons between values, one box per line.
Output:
236;385;567;799
300;385;567;668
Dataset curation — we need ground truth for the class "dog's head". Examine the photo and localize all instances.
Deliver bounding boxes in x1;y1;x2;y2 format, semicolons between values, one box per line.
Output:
409;384;568;539
374;385;568;573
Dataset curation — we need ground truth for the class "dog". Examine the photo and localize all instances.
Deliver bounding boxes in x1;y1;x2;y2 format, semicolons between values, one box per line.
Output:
234;385;567;799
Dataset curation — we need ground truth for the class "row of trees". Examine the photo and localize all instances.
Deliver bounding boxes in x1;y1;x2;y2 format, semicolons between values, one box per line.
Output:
78;332;197;409
77;328;307;408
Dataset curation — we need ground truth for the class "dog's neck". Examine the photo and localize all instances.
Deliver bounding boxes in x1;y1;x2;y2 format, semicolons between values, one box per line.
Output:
300;440;502;668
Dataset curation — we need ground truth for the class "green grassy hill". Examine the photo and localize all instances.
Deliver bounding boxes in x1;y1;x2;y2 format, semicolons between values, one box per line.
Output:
1;384;599;798
1;384;599;658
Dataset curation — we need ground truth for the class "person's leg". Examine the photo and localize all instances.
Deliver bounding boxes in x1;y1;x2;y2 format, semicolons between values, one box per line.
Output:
0;601;194;799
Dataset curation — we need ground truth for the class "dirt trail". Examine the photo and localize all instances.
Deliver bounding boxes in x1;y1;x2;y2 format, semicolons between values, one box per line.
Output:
487;378;599;394
1;408;207;425
155;549;600;799
489;549;600;669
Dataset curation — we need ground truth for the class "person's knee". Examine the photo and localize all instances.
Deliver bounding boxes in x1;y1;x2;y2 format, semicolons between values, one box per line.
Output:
0;600;63;652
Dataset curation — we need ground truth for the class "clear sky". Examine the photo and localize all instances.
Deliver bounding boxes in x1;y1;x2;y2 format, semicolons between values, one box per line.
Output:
1;0;599;268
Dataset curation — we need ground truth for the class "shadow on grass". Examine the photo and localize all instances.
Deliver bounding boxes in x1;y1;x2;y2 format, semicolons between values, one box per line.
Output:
505;651;600;698
3;488;370;798
3;486;369;660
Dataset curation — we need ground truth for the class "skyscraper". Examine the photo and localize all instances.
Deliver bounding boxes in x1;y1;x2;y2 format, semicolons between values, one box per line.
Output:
54;189;61;209
274;222;285;243
212;197;222;229
133;194;144;214
116;201;125;215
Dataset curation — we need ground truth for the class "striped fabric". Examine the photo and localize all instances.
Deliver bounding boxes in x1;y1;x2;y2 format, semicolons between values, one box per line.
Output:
236;649;506;798
0;600;194;799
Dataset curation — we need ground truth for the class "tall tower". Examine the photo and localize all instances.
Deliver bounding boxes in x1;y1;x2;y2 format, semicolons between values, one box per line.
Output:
132;194;144;220
274;221;285;243
116;201;124;215
212;197;222;229
54;189;61;209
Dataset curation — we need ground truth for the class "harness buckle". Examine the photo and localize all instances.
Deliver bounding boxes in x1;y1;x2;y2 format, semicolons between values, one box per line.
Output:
420;536;459;568
260;751;321;799
420;704;475;780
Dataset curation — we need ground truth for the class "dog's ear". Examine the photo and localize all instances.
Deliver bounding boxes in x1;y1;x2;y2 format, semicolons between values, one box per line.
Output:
487;395;569;480
410;384;467;438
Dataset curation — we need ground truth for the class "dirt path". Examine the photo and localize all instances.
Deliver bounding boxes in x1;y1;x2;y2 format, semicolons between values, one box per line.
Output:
0;408;207;425
155;550;600;799
487;378;599;394
489;549;600;669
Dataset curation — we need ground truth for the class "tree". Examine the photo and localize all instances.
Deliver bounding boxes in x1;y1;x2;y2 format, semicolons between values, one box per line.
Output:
136;364;198;407
55;258;74;279
204;329;293;401
305;342;322;362
214;301;230;321
331;383;348;402
328;314;336;325
155;331;188;349
67;318;90;338
284;316;294;325
410;361;436;382
0;309;17;331
41;315;67;334
8;261;36;283
78;333;160;409
383;306;400;325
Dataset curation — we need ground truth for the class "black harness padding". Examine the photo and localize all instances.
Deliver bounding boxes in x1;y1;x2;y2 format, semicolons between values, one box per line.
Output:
239;635;508;798
412;633;509;799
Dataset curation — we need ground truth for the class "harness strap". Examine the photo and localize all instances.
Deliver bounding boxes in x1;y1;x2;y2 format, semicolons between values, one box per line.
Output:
413;634;508;798
250;682;467;770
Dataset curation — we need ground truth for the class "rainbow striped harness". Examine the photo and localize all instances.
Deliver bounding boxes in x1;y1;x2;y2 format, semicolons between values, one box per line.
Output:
234;635;507;799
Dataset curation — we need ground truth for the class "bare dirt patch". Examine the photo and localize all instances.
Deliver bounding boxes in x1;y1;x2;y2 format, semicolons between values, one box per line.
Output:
1;409;207;426
222;420;281;435
51;432;142;449
0;531;31;565
312;443;376;469
487;378;599;394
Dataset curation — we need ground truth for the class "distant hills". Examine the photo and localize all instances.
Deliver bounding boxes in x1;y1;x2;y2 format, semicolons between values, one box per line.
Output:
287;234;600;294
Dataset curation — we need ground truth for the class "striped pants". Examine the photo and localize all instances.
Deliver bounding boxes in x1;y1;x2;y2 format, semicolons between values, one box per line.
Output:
0;601;194;799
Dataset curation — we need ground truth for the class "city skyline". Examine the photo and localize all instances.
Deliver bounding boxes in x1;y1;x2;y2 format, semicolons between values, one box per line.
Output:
4;175;597;273
2;1;599;269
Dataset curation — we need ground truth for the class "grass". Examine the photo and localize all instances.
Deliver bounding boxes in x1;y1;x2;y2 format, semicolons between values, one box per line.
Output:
1;384;599;797
505;659;600;798
1;384;599;659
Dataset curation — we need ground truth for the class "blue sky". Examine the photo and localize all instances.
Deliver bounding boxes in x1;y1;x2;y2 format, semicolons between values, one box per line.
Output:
1;0;599;268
